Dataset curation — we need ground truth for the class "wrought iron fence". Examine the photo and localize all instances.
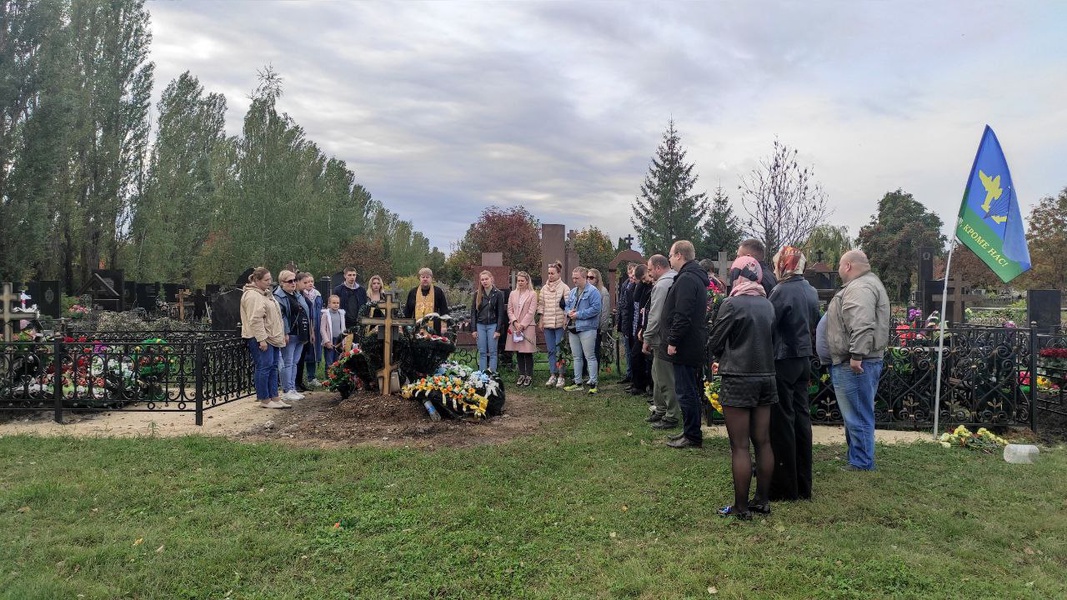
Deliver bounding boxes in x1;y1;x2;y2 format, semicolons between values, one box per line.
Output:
803;325;1036;429
0;331;253;425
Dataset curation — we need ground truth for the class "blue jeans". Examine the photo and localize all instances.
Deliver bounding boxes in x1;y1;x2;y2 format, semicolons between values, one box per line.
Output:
673;363;703;443
476;323;499;371
831;359;883;470
544;327;565;375
280;337;305;393
247;339;280;400
323;345;339;371
568;329;598;386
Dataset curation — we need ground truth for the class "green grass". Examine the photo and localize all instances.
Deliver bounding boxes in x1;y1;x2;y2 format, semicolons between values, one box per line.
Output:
2;379;1065;599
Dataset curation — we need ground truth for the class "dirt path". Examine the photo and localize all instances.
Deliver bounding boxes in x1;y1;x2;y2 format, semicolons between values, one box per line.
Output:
0;391;933;447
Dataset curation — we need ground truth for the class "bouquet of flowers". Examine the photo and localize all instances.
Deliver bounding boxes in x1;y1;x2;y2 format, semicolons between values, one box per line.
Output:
324;345;366;400
706;278;727;324
938;425;1008;453
704;376;723;415
401;374;489;418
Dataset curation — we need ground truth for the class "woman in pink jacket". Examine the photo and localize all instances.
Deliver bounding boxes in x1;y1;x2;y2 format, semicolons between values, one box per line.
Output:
320;294;347;367
505;271;538;386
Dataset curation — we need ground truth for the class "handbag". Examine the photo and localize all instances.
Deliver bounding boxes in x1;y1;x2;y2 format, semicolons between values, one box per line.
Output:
512;329;525;343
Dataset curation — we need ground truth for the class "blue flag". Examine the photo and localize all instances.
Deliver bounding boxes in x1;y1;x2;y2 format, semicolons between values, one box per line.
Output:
956;125;1030;283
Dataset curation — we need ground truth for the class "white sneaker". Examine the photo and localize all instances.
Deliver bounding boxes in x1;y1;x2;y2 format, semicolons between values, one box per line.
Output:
260;400;291;409
556;377;565;389
546;375;557;387
307;379;322;388
284;391;304;401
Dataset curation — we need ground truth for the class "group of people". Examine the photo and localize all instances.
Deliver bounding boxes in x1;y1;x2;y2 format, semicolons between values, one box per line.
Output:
239;248;891;521
240;265;390;409
608;238;889;521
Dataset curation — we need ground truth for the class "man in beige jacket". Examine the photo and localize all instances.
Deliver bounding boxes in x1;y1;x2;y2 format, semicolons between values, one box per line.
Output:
826;250;890;470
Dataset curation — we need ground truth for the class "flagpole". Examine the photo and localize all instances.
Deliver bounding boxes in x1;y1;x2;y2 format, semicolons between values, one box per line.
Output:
932;225;960;439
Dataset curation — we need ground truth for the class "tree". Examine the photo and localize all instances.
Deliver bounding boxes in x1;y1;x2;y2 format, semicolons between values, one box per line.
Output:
337;237;393;284
949;244;1004;291
570;226;615;276
739;138;831;256
457;205;541;279
856;189;946;302
127;72;228;283
696;184;743;259
803;224;853;267
1021;187;1067;291
630;119;707;256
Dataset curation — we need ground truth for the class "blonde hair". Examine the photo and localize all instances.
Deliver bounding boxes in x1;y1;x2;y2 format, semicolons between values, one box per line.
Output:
249;267;270;283
368;274;384;290
278;270;296;285
328;294;341;305
516;271;531;288
475;270;494;307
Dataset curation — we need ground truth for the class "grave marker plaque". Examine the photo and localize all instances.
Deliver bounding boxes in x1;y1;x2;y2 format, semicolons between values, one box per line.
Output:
1027;289;1061;332
27;280;61;318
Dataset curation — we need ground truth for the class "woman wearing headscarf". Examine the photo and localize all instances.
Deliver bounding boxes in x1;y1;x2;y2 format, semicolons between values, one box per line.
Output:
767;246;821;501
708;255;777;520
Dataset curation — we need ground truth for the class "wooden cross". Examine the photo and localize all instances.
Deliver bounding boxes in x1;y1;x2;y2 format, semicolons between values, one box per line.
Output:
715;251;731;284
1;282;25;342
176;288;191;321
359;291;415;393
931;272;985;323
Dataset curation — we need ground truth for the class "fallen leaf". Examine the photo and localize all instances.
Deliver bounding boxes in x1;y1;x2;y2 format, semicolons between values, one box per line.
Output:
133;538;143;546
1024;547;1035;555
621;505;629;512
708;586;718;594
155;545;165;553
609;531;617;538
17;506;30;513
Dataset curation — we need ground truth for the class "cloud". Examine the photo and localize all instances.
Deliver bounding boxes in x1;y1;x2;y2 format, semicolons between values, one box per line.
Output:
147;0;1067;256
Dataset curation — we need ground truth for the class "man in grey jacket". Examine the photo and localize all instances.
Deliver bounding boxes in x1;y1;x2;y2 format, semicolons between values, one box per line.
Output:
642;254;679;430
826;249;890;471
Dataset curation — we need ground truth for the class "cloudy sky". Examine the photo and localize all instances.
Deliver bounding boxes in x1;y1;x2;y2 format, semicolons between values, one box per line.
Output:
147;0;1067;254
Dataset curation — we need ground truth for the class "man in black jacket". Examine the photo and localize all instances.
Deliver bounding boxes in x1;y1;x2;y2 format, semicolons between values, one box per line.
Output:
616;264;636;384
663;240;709;449
767;246;821;501
334;267;368;330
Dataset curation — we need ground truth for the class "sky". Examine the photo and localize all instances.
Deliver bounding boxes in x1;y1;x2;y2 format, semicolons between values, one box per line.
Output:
146;0;1067;254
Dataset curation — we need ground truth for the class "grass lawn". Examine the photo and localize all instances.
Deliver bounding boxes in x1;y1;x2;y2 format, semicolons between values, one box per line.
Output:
2;377;1065;599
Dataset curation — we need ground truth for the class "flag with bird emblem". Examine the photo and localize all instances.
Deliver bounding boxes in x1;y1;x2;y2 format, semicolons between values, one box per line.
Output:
956;125;1030;283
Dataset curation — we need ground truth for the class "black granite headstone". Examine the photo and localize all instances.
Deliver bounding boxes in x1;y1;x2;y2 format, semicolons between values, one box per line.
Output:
123;281;137;310
27;280;61;318
1027;289;1061;333
211;288;244;333
317;277;332;300
162;283;180;305
206;284;221;299
235;268;254;288
331;270;346;293
136;283;159;311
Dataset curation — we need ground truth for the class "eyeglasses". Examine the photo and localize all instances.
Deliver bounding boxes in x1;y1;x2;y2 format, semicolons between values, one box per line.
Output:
587;276;597;280
283;279;296;284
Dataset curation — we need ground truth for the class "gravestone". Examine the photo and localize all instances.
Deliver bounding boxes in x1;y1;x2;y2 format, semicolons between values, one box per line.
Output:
123;281;137;311
565;230;580;277
1027;290;1061;333
205;284;221;299
607;249;645;310
192;289;208;320
541;224;566;284
162;283;180;306
27;280;61;318
472;252;509;289
211;288;244;332
235;267;254;288
136;283;159;312
331;270;346;294
316;276;332;300
79;269;124;311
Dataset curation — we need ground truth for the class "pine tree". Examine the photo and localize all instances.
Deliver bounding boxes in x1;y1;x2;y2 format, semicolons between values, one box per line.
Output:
697;184;742;259
630;120;707;256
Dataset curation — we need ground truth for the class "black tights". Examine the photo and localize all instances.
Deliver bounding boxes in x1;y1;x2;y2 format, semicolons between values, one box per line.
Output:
723;405;773;511
517;353;534;377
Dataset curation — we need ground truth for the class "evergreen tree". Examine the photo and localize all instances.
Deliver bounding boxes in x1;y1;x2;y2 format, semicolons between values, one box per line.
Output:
630;120;707;256
696;184;742;259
